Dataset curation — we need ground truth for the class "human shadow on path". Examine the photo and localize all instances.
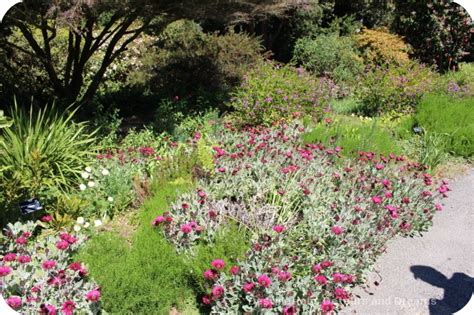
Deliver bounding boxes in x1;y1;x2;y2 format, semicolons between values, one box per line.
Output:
411;265;474;314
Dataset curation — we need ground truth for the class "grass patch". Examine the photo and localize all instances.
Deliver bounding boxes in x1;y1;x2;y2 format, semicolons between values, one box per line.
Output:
76;178;195;314
415;93;474;158
302;114;403;157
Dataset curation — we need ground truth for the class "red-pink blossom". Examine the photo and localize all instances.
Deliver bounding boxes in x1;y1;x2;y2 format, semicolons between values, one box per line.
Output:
259;298;273;309
42;260;56;270
283;305;297;315
243;282;255;293
18;255;31;264
56;240;70;250
257;274;272;288
272;225;285;233
230;266;240;275
61;301;75;315
332;272;345;283
203;269;217;280
15;236;27;245
85;289;101;302
6;296;22;309
202;295;211;305
180;224;193;234
371;196;383;204
331;226;343;235
320;299;335;313
41;215;53;222
211;285;224;299
39;304;57;315
3;253;17;262
0;266;12;276
334;287;350;300
211;259;225;270
314;275;328;285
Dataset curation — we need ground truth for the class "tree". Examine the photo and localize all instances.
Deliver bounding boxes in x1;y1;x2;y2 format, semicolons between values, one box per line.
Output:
0;0;299;107
393;0;473;72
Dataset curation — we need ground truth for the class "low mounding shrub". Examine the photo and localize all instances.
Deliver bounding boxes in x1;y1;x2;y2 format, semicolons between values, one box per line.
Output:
0;221;101;314
152;121;449;313
415;93;474;158
302;115;403;157
230;61;338;126
354;61;435;116
293;34;364;84
355;28;412;66
0;104;96;224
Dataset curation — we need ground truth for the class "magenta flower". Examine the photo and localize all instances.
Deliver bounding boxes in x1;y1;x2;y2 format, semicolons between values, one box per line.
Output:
211;285;224;299
18;255;31;264
272;225;285;233
321;260;333;268
61;301;75;315
278;271;292;281
371;196;383;204
85;289;101;302
320;299;335;313
331;226;343;235
41;215;53;222
56;240;70;250
283;305;297;315
332;273;345;283
180;224;193;234
257;274;272;288
334;287;350;300
42;260;57;270
39;304;57;314
312;264;322;274
230;266;240;275
211;259;225;270
259;298;273;309
202;295;211;305
375;163;385;170
15;236;27;245
314;275;328;285
243;282;255;293
3;253;17;262
0;266;12;277
203;269;217;280
59;233;77;244
6;296;22;309
152;216;165;226
435;203;443;211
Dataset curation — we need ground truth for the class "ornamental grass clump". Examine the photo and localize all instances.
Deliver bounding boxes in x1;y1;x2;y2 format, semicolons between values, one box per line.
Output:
153;121;449;313
0;221;101;314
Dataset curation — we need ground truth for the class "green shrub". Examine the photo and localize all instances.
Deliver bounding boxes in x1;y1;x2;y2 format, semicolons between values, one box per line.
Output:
0;104;96;223
302;115;403;157
433;63;474;98
354;61;436;116
293;34;364;84
415;93;474;158
230;61;337;126
150;20;263;108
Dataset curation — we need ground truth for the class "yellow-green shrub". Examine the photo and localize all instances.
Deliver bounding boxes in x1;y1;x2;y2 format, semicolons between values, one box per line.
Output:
355;28;412;66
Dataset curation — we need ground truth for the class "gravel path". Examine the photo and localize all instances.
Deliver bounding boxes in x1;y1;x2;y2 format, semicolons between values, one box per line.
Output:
342;169;474;315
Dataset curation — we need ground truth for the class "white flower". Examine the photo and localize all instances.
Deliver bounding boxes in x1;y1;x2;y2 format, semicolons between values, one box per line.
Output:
84;222;90;228
79;184;87;191
94;219;103;227
107;196;114;202
101;169;110;176
73;225;81;232
87;181;95;188
85;167;92;173
81;172;90;179
76;217;85;225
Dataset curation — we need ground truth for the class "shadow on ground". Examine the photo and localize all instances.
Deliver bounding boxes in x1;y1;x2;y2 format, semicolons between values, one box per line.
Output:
411;265;474;314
